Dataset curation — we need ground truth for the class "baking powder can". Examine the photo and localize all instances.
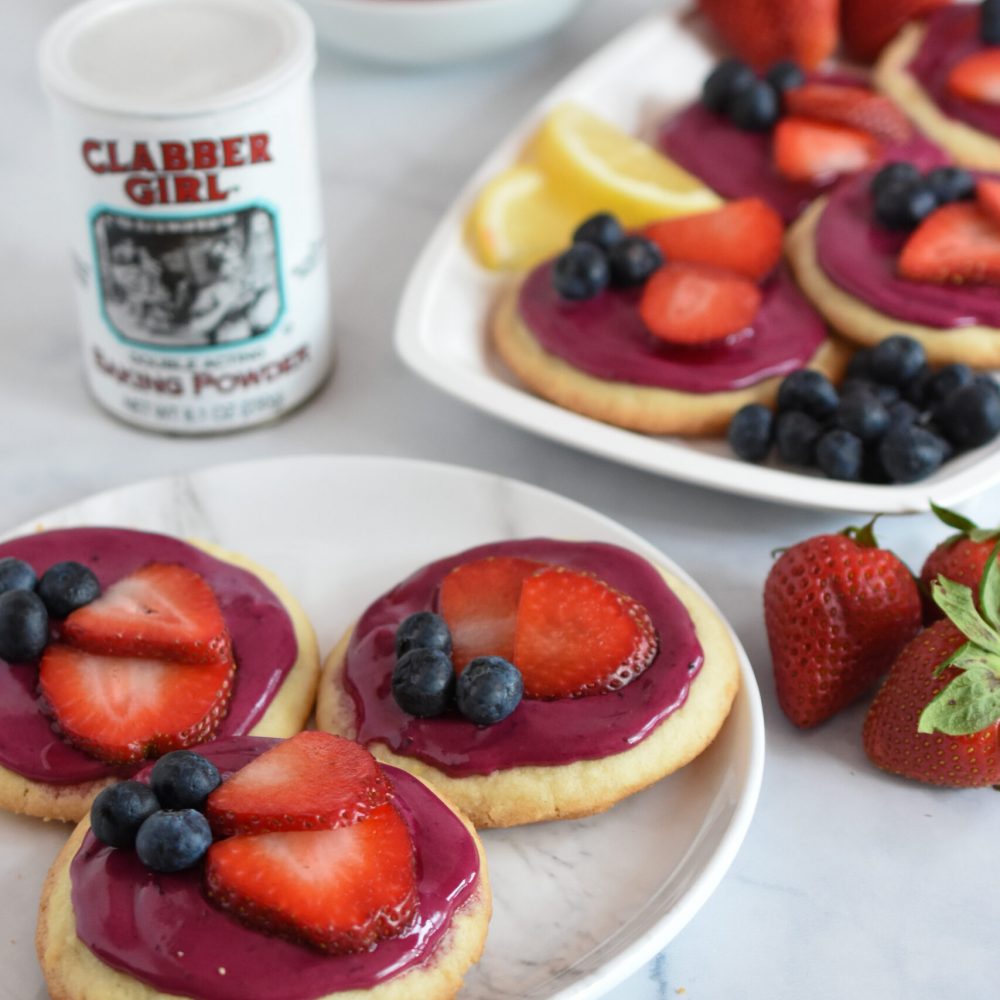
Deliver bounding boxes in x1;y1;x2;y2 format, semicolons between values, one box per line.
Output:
39;0;331;434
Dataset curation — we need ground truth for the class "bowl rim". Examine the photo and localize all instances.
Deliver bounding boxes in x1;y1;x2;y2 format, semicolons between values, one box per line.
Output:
302;0;579;16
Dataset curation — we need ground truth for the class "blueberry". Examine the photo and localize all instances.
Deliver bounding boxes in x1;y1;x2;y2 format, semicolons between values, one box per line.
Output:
572;213;625;253
934;377;1000;450
879;424;948;482
833;391;891;443
902;365;933;407
729;79;781;131
395;611;452;659
873;179;938;230
392;647;455;718
816;429;864;481
701;58;756;114
150;751;221;811
552;243;609;301
869;162;922;200
841;378;900;407
862;444;892;484
607;237;663;287
765;59;805;96
868;335;927;387
982;0;1000;45
0;590;48;662
90;780;161;849
775;410;822;466
456;656;523;726
727;403;774;462
135;809;212;873
36;561;100;618
776;370;839;419
0;558;36;595
887;399;921;428
923;363;974;405
924;166;976;205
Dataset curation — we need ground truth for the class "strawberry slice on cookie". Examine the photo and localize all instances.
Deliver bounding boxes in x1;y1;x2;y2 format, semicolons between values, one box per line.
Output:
203;732;419;954
61;562;230;664
206;730;391;836
38;645;236;764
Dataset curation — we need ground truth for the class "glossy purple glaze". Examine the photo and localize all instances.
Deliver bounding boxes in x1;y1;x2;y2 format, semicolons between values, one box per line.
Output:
658;92;944;222
908;6;1000;138
0;528;297;784
343;539;704;776
815;170;1000;328
518;259;827;392
70;737;480;1000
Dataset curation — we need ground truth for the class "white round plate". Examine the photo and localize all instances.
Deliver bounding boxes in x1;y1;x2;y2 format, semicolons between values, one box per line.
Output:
393;10;1000;514
0;454;762;1000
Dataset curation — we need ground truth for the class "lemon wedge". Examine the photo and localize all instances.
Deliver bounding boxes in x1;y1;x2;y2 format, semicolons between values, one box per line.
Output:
532;102;722;228
467;164;581;271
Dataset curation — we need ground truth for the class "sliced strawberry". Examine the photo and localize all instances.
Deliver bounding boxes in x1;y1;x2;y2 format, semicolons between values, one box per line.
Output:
438;556;545;670
773;117;881;183
512;567;658;699
38;644;235;764
697;0;838;70
842;0;950;63
638;261;761;346
948;49;1000;106
783;83;912;145
61;563;229;665
977;178;1000;228
643;199;784;282
206;731;391;837
205;802;418;954
898;202;1000;286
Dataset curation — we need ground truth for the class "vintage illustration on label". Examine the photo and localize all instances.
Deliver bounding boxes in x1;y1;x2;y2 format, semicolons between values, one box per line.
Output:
91;206;284;349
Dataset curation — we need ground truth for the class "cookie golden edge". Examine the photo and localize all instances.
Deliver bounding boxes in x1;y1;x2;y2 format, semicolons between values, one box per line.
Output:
786;196;1000;367
490;281;852;437
36;779;491;1000
874;22;1000;171
0;538;320;825
316;565;742;829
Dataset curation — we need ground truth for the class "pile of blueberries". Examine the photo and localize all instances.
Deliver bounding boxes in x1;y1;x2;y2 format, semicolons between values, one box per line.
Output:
90;750;221;873
700;56;805;132
551;213;663;301
0;557;100;662
727;334;1000;483
392;611;523;726
870;161;977;231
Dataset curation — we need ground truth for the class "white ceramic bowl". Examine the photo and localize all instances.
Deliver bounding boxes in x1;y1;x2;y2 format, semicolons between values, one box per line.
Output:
299;0;589;66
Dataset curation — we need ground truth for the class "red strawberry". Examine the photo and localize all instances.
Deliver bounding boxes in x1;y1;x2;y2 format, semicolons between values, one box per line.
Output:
206;731;391;837
38;644;235;764
897;202;1000;286
978;177;1000;227
61;563;230;665
204;802;418;954
863;619;1000;788
763;522;923;728
638;262;761;346
919;504;1000;620
783;83;912;145
512;567;657;699
772;117;881;183
841;0;950;62
697;0;838;70
438;556;544;670
947;48;1000;106
643;199;784;282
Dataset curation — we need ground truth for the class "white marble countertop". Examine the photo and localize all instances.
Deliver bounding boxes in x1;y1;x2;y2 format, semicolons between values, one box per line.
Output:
3;2;999;998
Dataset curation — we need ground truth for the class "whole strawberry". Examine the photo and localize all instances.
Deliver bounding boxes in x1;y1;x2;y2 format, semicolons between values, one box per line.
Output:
863;556;1000;787
920;503;1000;619
764;520;923;727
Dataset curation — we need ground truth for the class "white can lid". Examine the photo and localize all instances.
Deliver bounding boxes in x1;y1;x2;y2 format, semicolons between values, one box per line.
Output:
39;0;316;118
